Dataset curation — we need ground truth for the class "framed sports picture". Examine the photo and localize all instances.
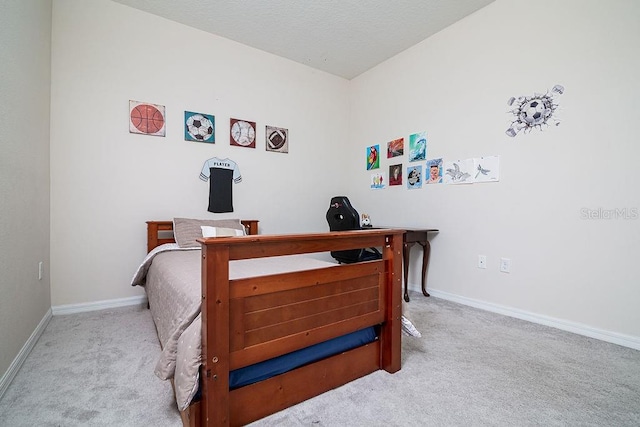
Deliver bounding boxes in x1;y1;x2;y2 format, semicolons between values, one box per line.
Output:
266;125;288;153
230;118;256;148
184;111;215;143
129;100;165;137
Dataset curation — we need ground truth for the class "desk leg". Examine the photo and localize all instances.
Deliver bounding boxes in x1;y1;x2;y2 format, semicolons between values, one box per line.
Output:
418;240;431;297
403;241;414;302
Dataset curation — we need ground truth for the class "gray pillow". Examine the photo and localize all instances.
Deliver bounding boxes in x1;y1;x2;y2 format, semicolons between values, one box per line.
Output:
173;217;245;248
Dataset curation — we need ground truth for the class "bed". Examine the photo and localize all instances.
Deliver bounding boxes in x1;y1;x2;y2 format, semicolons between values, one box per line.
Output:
133;219;403;426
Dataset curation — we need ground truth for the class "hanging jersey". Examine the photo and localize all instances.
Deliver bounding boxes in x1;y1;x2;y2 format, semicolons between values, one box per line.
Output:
199;157;242;213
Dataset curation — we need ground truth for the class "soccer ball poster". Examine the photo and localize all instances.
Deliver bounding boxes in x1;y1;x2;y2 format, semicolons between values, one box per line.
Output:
185;111;215;143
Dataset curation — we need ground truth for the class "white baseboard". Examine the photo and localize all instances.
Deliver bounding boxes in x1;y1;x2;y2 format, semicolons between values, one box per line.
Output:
0;308;52;400
51;295;148;316
427;288;640;351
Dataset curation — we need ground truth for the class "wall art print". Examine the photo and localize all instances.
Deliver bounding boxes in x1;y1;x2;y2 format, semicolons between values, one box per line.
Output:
426;158;443;184
129;100;165;137
407;165;422;189
370;172;385;190
184;111;215;143
387;137;404;158
473;156;500;182
389;164;403;186
408;131;426;162
443;159;473;184
266;125;288;153
230;118;256;148
366;145;380;170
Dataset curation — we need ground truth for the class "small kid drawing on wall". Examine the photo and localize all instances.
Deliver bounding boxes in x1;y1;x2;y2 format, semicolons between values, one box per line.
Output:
426;158;443;184
407;165;422;189
408;131;426;162
366;145;379;170
389;164;402;186
444;161;471;183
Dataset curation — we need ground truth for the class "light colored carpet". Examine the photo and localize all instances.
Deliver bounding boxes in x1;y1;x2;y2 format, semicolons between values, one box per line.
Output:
1;294;639;426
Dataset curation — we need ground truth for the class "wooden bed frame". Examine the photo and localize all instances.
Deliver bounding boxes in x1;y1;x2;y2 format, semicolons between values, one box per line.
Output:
146;220;403;426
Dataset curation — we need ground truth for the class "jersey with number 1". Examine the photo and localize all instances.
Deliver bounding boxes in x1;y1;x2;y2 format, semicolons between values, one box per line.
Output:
199;157;242;213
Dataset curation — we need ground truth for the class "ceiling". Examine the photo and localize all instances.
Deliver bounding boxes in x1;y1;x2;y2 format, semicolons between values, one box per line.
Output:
112;0;495;80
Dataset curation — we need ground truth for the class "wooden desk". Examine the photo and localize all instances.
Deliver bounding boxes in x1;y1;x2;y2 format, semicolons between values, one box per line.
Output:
375;227;439;302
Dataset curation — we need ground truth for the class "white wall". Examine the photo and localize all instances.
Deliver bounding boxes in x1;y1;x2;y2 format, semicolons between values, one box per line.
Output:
0;0;52;378
349;0;640;340
50;0;351;306
48;0;640;344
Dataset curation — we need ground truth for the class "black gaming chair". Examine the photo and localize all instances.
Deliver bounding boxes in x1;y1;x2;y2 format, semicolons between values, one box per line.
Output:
326;196;381;264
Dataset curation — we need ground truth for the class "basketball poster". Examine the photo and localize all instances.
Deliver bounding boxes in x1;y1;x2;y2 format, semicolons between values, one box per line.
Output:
129;100;166;136
265;125;288;153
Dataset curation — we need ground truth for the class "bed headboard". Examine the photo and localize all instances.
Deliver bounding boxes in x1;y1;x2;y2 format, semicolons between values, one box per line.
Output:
146;220;259;253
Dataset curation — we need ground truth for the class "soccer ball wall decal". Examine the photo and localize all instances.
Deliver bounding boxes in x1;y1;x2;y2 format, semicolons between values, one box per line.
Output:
521;99;547;125
185;111;215;143
506;84;564;137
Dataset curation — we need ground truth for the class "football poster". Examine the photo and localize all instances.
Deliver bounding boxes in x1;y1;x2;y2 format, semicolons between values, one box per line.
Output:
266;125;288;153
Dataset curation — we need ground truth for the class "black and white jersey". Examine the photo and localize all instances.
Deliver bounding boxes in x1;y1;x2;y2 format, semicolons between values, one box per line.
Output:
199;157;242;213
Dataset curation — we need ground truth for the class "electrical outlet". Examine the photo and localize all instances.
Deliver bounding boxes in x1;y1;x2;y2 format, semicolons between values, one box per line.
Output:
500;258;511;273
38;261;43;280
478;255;487;269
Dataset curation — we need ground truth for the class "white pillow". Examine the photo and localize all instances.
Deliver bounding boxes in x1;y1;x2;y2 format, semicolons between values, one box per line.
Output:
173;218;245;247
201;225;244;238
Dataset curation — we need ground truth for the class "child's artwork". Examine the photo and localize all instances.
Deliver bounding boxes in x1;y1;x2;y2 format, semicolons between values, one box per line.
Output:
266;125;288;153
366;145;380;170
426;158;443;184
129;100;165;136
370;172;385;190
443;159;473;184
389;164;403;186
408;131;426;162
473;156;500;182
387;138;404;158
230;118;256;148
184;111;214;142
407;165;422;189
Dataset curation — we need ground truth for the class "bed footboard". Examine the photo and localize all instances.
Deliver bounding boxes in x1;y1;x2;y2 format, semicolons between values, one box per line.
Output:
197;230;403;426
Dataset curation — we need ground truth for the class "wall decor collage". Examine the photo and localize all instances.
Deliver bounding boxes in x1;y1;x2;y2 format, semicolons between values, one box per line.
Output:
366;131;500;190
128;100;289;153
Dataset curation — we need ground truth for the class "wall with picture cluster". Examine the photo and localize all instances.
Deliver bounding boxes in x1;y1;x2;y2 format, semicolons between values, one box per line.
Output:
49;0;352;307
347;0;640;347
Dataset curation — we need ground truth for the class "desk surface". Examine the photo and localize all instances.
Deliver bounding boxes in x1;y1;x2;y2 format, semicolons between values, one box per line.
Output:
371;226;439;234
